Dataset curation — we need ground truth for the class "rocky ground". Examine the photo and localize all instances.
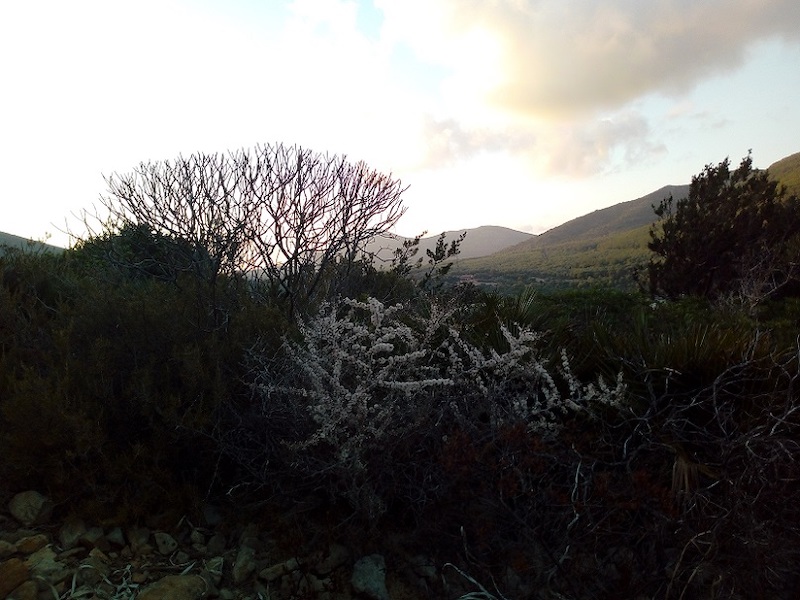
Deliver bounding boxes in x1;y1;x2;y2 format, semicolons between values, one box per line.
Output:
0;490;495;600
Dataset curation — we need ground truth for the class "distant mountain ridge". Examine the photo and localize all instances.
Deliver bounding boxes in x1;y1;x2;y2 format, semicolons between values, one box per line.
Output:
0;231;63;255
364;225;534;263
3;151;799;290
515;184;690;250
454;150;800;292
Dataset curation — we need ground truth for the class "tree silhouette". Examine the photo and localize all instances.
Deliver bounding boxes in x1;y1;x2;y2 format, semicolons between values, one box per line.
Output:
646;153;800;304
84;143;407;319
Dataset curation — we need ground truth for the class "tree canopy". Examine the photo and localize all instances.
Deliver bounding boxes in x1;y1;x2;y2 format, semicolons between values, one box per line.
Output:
646;153;800;303
83;143;408;318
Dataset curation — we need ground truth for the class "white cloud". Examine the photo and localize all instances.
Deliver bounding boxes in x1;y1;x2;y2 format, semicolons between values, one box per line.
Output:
378;0;800;118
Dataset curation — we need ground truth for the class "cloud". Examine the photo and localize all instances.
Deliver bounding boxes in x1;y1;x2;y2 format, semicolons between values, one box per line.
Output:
380;0;800;118
415;110;665;178
532;112;668;177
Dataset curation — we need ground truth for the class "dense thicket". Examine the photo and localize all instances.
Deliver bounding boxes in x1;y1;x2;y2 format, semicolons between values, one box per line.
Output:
647;153;800;303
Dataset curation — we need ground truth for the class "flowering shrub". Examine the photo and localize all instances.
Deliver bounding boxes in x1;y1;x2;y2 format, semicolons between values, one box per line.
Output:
245;296;625;521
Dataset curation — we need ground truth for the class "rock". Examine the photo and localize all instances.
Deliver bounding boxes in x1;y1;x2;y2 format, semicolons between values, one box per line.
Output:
137;575;207;600
259;557;301;582
206;533;226;557
7;582;38;600
24;545;70;583
58;516;87;550
202;556;224;587
0;540;15;558
154;532;178;556
303;573;328;594
315;543;350;575
190;529;205;546
5;579;38;600
78;549;111;587
14;534;48;555
79;526;108;551
0;558;29;598
8;491;53;526
351;554;389;600
232;545;257;584
128;527;153;556
106;526;126;548
409;555;437;581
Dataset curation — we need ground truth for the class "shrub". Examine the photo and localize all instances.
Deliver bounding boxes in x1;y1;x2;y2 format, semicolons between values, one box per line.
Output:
224;296;625;525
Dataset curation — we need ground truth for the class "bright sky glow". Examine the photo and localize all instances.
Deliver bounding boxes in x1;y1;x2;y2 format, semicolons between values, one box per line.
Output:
2;0;800;247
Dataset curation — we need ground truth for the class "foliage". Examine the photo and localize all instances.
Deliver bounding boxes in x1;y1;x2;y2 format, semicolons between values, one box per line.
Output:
4;153;800;597
0;246;287;521
647;152;800;304
223;296;624;525
768;150;800;197
86;143;407;318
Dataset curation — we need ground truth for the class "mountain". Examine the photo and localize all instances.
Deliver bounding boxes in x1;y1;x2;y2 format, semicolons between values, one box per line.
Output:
0;232;63;256
515;184;689;249
453;150;800;293
450;186;687;292
364;225;534;264
769;151;800;197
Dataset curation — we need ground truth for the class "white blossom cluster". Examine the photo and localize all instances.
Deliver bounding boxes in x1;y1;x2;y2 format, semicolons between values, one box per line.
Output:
253;297;626;467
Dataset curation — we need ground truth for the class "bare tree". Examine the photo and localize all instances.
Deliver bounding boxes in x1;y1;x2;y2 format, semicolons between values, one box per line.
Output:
92;143;407;318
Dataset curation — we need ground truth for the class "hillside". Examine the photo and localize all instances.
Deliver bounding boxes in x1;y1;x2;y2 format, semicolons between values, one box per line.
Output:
454;150;800;292
769;151;800;197
452;185;688;291
0;231;63;255
364;225;534;263
512;184;689;249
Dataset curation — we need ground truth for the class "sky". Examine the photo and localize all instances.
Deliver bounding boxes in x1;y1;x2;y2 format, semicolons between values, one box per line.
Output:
2;0;800;248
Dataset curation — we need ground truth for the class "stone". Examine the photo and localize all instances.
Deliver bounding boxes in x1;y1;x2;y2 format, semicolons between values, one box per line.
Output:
351;554;390;600
202;556;224;587
190;529;205;546
14;534;48;555
315;543;350;575
0;540;15;558
259;557;301;582
24;546;69;582
8;491;53;526
78;549;111;587
154;532;178;556
58;517;87;551
137;575;207;600
6;579;38;600
79;526;108;551
127;527;150;549
232;545;257;584
106;526;126;548
206;533;227;557
409;555;437;582
0;558;29;598
132;570;150;584
128;527;153;556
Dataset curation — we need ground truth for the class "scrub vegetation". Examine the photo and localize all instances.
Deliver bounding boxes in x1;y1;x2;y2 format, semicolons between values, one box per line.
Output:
2;145;800;598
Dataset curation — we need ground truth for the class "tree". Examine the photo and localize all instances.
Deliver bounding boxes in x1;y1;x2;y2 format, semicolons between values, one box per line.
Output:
646;153;800;304
85;143;407;319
